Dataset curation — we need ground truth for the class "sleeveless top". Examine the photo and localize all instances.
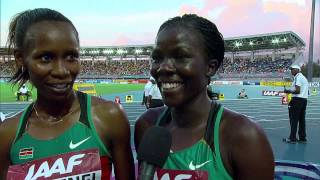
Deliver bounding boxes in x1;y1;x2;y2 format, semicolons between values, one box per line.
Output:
10;91;112;179
155;103;233;180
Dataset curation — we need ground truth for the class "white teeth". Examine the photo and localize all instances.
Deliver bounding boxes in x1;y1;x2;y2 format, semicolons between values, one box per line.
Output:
161;83;182;89
52;84;67;89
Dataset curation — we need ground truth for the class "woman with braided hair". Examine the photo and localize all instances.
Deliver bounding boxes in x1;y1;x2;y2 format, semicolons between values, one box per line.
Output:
135;14;274;179
0;8;134;179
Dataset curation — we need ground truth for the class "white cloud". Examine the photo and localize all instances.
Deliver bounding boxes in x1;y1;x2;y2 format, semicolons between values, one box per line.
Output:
207;5;226;20
73;10;180;46
262;0;306;6
73;10;177;33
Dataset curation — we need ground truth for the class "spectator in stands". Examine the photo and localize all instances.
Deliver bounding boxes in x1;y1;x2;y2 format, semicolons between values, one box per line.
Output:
77;60;150;77
0;8;134;179
135;14;274;179
217;56;292;78
2;53;292;79
0;60;16;77
283;65;308;144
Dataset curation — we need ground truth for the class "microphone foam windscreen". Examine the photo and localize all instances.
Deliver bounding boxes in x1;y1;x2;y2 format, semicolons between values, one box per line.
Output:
137;126;172;167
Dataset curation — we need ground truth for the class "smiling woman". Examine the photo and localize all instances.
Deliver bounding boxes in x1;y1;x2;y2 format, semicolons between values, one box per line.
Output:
135;14;274;179
0;8;134;179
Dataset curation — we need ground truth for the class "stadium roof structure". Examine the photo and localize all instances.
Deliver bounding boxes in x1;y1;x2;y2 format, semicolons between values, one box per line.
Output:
79;31;305;56
224;31;305;52
79;44;154;56
0;31;305;56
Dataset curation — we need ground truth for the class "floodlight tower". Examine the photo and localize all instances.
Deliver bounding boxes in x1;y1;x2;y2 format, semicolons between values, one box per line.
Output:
307;0;316;82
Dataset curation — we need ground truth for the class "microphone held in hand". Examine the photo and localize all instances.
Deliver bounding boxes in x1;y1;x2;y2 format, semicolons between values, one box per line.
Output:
137;126;172;180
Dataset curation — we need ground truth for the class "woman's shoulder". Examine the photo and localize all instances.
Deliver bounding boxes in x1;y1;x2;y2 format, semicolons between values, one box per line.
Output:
134;106;167;149
220;107;274;179
221;107;266;143
136;106;167;129
1;112;22;131
90;96;131;140
91;96;128;127
89;95;129;114
0;113;22;145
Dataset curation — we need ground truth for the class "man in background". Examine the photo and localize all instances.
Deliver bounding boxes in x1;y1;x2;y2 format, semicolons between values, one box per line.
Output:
146;77;163;109
238;89;248;99
142;77;153;108
17;84;30;101
283;65;308;144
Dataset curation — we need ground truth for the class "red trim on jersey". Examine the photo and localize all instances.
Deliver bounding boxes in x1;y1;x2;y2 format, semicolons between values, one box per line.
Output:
101;156;112;179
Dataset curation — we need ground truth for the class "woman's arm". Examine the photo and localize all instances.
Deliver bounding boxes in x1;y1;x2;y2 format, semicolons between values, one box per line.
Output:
92;98;135;180
0;117;20;179
222;109;275;180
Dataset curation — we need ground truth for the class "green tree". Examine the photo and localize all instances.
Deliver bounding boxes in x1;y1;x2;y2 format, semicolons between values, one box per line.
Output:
301;62;320;77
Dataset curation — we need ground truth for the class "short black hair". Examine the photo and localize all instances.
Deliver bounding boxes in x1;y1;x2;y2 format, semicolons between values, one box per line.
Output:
157;14;225;68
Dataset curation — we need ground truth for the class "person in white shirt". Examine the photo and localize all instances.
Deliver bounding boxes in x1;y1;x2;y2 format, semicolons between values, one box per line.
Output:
283;65;308;143
17;84;30;101
146;77;164;109
141;77;153;108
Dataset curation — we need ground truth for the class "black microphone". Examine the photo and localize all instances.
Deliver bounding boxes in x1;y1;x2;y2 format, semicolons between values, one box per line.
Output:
137;126;172;180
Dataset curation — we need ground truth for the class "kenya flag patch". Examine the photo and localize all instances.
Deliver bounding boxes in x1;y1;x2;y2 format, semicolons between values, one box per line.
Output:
19;147;34;160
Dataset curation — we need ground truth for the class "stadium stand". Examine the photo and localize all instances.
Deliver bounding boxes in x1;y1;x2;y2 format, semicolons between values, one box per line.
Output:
0;31;306;80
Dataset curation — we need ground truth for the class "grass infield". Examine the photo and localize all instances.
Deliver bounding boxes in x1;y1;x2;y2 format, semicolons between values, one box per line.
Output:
0;82;144;103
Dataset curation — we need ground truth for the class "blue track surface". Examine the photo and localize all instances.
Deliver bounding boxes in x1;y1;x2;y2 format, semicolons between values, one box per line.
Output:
1;92;319;179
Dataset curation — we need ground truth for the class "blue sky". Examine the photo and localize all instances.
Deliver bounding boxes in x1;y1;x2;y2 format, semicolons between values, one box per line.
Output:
0;0;319;61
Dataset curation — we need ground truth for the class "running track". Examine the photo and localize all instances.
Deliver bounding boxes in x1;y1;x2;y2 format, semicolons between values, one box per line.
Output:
1;95;320;178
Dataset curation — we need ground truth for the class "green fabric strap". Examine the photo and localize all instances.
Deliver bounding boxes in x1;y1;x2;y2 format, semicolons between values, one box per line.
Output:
86;94;110;157
214;107;232;180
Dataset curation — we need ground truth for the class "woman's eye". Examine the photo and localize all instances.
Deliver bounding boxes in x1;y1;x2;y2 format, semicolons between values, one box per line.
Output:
175;52;190;59
66;53;79;62
40;54;53;62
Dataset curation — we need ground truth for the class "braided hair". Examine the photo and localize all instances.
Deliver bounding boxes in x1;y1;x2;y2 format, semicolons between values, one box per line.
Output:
158;14;225;68
6;8;79;88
